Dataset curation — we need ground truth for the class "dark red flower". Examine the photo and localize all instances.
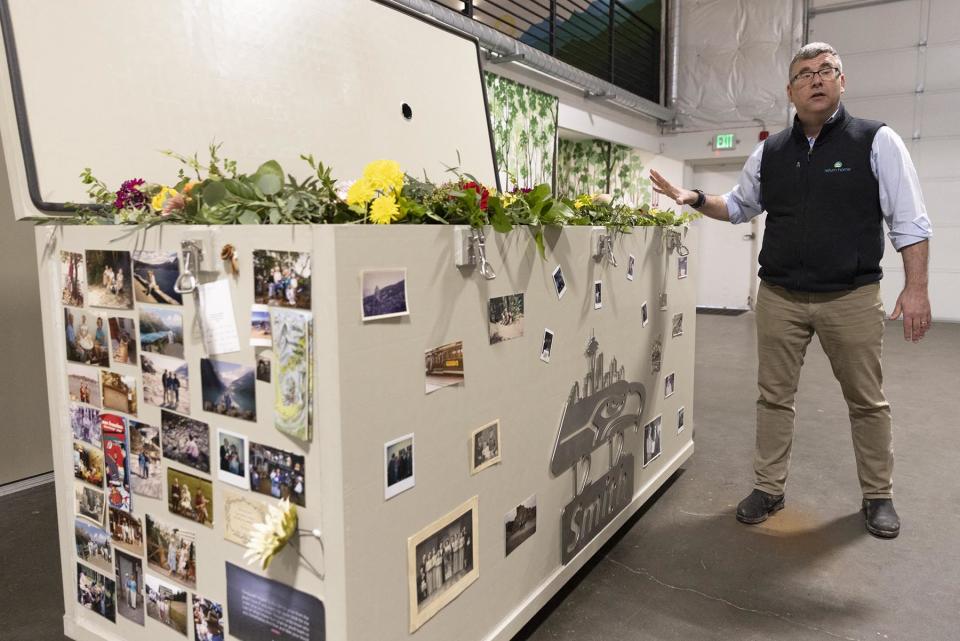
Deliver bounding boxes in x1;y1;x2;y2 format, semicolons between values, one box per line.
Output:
462;181;489;210
113;178;148;210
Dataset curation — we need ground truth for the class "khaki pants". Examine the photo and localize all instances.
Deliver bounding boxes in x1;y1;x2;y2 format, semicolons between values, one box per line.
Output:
754;281;893;498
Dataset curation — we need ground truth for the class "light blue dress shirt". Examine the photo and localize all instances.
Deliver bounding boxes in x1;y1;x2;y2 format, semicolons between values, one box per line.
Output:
722;110;933;251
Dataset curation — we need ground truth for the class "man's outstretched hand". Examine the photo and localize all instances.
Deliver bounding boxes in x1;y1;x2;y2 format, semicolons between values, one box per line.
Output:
650;169;696;206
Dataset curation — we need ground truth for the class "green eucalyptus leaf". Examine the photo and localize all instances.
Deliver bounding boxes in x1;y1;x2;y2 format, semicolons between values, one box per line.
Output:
202;181;227;206
238;210;261;225
269;209;281;225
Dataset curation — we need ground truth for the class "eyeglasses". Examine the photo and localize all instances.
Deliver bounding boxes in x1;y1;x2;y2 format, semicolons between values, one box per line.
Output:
791;66;840;85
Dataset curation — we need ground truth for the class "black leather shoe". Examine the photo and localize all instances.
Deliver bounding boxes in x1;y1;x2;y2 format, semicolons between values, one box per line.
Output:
736;489;785;524
862;498;900;539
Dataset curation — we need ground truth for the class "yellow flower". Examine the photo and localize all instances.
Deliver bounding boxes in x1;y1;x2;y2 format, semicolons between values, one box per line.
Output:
500;191;518;207
362;159;404;195
244;498;298;570
346;178;375;206
369;194;402;224
151;186;179;212
573;194;593;210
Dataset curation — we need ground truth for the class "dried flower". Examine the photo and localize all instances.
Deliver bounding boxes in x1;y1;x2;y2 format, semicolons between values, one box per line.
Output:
244;498;298;570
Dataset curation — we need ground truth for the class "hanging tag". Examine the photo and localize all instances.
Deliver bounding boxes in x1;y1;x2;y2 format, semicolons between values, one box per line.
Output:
197;279;241;355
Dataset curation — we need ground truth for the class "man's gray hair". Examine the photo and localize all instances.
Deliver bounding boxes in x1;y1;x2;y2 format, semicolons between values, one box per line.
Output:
790;42;842;76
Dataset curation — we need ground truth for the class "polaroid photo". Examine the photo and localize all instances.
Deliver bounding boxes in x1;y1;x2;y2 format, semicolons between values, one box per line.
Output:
672;312;684;338
109;507;144;557
132;250;183;305
643;415;663;467
167;467;214;528
76;484;106;526
141;353;190;415
145;571;190;633
552;265;567;299
145;514;197;589
101;413;131;512
678;407;686;434
68;363;102;408
107;317;137;366
74;441;105;488
425;341;464;394
139;307;184;358
593;280;602;310
361;268;409;321
114;549;144;625
678;255;688;279
641;301;649;327
408;496;479;632
249;441;306;507
664;372;676;399
253;249;312;310
100;369;138;416
85;249;133;309
470;419;501;475
60;251;86;307
129;420;162;499
71;403;101;447
161;410;210;474
540;329;554;363
76;562;116;622
488;293;524;344
626;254;636;281
75;517;113;573
250;304;272;346
256;352;271;383
505;494;537;556
65;308;109;367
200;358;257;422
193;596;225;641
218;428;249;489
385;433;415;500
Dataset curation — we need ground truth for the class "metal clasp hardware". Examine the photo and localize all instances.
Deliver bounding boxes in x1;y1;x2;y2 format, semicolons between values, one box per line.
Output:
593;231;618;267
665;228;689;257
174;240;204;294
471;228;496;280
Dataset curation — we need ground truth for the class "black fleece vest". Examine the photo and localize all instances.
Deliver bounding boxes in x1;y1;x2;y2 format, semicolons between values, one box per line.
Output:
758;104;885;292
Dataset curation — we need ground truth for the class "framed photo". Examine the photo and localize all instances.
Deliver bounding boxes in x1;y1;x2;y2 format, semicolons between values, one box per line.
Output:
167;467;214;528
551;265;566;299
425;341;464;394
678;255;688;279
672;312;684;338
643;415;662;467
488;293;524;344
641;301;649;327
678;407;686;434
218;428;249;489
384;433;415;500
539;329;554;363
407;496;479;632
505;494;537;556
593;280;602;310
361;268;409;321
664;372;676;399
76;562;116;622
470;419;501;475
626;254;636;281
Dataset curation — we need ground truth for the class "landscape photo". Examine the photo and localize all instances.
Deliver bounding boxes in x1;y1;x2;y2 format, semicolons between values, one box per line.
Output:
161;410;210;474
129;420;163;499
361;268;409;321
139;307;184;358
75;518;113;573
141;352;190;414
133;250;183;305
145;572;189;634
60;250;86;306
200;358;256;422
250;304;271;346
505;494;537;556
85;249;133;309
253;249;312;309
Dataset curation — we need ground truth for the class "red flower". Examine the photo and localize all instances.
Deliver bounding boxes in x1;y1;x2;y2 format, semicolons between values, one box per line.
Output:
462;181;489;210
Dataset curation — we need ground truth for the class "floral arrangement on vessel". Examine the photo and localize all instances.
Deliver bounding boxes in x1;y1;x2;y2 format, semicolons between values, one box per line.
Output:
47;145;699;256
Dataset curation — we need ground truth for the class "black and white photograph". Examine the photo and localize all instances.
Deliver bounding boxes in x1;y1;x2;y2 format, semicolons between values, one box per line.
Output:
114;549;145;625
141;353;190;414
146;514;197;590
71;403;101;446
665;372;676;399
108;316;137;365
408;496;479;632
75;518;113;573
641;301;649;327
425;340;464;394
361;268;409;321
167;467;213;528
145;572;189;634
139;307;184;358
132;250;183;305
253;249;312;310
68;363;102;408
76;484;106;525
249;441;306;506
85;249;133;309
470;419;501;475
200;358;257;422
593;280;602;310
672;312;684;338
129;420;162;499
488;293;525;344
99;369;138;416
109;507;144;556
505;494;537;556
256;352;271;383
540;328;554;363
643;415;662;467
77;562;116;623
193;595;224;641
65;308;109;367
250;304;272;346
61;250;86;307
627;254;636;281
385;433;415;500
161;410;210;474
678;255;688;279
678;406;686;434
552;264;567;299
218;428;249;489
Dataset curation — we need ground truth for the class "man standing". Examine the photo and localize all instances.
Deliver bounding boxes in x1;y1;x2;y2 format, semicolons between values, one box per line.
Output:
651;42;932;539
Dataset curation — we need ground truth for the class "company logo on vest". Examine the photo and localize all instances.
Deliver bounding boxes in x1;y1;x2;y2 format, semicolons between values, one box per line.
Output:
825;160;852;174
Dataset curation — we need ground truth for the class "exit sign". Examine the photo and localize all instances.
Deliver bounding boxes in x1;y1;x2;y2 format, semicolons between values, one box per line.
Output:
714;133;736;150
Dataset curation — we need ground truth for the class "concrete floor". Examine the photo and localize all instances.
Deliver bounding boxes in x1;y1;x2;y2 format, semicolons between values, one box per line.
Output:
3;313;959;641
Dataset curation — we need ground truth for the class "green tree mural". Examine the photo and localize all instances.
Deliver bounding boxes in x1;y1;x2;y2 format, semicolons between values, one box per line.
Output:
484;73;558;191
557;139;652;207
609;144;652;207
